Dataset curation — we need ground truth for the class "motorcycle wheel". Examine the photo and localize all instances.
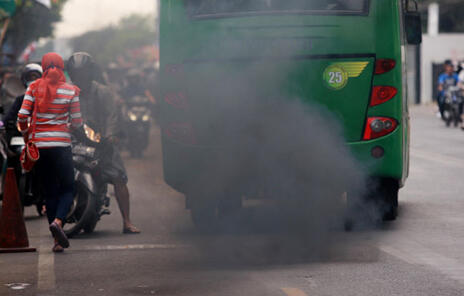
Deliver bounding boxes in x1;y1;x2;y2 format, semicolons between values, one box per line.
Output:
63;185;98;238
83;214;98;233
35;203;44;217
443;109;451;126
454;109;460;127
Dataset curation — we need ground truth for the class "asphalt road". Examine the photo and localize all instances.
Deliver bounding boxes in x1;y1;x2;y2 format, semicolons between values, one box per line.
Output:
1;105;464;296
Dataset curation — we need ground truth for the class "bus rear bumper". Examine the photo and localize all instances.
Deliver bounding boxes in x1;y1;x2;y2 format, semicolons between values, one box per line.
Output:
162;128;405;194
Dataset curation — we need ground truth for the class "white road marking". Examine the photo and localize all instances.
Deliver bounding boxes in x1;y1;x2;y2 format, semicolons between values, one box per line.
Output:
77;244;190;251
5;283;30;290
380;241;464;283
281;287;308;296
37;222;55;296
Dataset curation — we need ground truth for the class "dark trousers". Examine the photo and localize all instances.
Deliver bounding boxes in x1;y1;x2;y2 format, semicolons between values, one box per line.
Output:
438;95;445;118
35;147;74;224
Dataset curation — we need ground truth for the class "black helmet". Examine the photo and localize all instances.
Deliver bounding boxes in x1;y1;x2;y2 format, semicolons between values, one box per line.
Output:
67;52;96;75
21;63;43;88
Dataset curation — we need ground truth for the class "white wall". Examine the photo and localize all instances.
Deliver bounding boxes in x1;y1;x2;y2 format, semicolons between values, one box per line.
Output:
421;34;464;103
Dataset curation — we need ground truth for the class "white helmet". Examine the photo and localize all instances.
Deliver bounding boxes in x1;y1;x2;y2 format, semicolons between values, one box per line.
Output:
21;63;43;87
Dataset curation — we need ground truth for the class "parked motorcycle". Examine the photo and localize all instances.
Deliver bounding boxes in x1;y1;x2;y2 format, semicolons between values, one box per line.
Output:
3;120;43;216
442;85;463;127
125;95;151;158
63;124;112;237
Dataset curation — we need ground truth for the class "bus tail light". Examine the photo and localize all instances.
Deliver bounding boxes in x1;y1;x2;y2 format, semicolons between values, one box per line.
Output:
370;86;397;106
363;117;398;140
164;92;189;109
164;122;197;145
375;59;396;75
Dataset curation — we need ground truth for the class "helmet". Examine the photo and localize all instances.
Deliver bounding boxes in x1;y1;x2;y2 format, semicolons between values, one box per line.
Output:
21;63;43;88
67;52;96;75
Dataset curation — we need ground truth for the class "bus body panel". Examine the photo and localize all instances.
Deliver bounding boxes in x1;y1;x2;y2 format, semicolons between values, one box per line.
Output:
160;0;408;193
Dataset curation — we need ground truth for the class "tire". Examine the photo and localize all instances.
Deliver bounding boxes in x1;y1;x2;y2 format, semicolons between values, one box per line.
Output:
443;108;451;126
217;195;242;221
344;193;372;231
83;215;98;233
453;108;459;127
63;184;98;238
18;174;27;209
344;178;399;230
130;149;143;158
190;198;218;232
371;178;399;221
35;202;44;217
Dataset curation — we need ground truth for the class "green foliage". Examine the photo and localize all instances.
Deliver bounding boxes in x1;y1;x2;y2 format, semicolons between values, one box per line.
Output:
5;0;68;56
71;14;156;66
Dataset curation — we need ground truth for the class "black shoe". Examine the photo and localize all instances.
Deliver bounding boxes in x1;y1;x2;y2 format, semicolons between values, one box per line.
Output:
49;222;70;248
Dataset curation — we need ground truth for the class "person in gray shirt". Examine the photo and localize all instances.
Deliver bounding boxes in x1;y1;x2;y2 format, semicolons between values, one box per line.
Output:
67;52;140;234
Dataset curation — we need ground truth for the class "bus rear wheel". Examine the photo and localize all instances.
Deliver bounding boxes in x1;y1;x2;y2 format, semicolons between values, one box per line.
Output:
344;178;399;231
369;178;399;221
190;194;242;231
190;197;218;232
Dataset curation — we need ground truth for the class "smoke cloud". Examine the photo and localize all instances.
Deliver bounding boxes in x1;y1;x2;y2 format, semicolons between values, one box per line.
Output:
162;0;375;266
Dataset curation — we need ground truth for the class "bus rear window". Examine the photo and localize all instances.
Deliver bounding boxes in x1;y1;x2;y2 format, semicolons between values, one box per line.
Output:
186;0;369;18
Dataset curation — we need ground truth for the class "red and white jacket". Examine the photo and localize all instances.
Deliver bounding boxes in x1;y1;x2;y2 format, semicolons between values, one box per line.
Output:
18;82;83;148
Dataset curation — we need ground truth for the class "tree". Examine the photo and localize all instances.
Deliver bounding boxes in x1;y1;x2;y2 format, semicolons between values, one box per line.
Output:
71;14;156;67
2;0;68;62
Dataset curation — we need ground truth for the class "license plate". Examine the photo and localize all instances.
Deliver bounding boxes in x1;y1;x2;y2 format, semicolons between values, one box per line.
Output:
72;145;95;157
10;137;25;146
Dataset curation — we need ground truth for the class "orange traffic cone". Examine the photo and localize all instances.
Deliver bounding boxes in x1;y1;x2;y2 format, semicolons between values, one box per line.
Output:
0;168;36;253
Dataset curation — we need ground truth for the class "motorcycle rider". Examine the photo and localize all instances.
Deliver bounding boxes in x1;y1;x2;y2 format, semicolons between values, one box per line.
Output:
3;64;44;216
3;64;43;126
438;60;460;121
67;52;140;234
122;69;157;113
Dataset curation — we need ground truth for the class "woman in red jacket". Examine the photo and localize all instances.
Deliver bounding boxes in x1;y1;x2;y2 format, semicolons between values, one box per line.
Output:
18;52;83;252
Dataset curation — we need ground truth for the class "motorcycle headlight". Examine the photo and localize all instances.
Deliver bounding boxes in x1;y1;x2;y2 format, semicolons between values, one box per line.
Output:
84;124;101;143
128;111;137;121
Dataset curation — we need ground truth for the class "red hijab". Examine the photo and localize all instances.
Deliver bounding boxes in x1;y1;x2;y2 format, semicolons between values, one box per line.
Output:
35;53;66;112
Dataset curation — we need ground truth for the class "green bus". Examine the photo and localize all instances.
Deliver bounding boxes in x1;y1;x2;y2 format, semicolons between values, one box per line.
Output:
159;0;422;226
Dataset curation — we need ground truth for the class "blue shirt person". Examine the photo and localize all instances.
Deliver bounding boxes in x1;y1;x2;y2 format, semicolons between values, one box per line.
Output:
438;61;459;97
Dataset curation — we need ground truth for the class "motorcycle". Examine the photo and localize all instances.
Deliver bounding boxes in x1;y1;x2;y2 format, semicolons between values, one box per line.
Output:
442;85;463;127
125;95;151;158
63;124;112;237
3;120;43;216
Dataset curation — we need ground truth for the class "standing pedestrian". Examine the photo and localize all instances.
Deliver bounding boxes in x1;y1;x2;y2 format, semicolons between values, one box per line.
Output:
17;53;83;252
67;52;140;234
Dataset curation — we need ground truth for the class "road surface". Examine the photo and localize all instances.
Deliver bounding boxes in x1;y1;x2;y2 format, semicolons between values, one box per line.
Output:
1;105;464;296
